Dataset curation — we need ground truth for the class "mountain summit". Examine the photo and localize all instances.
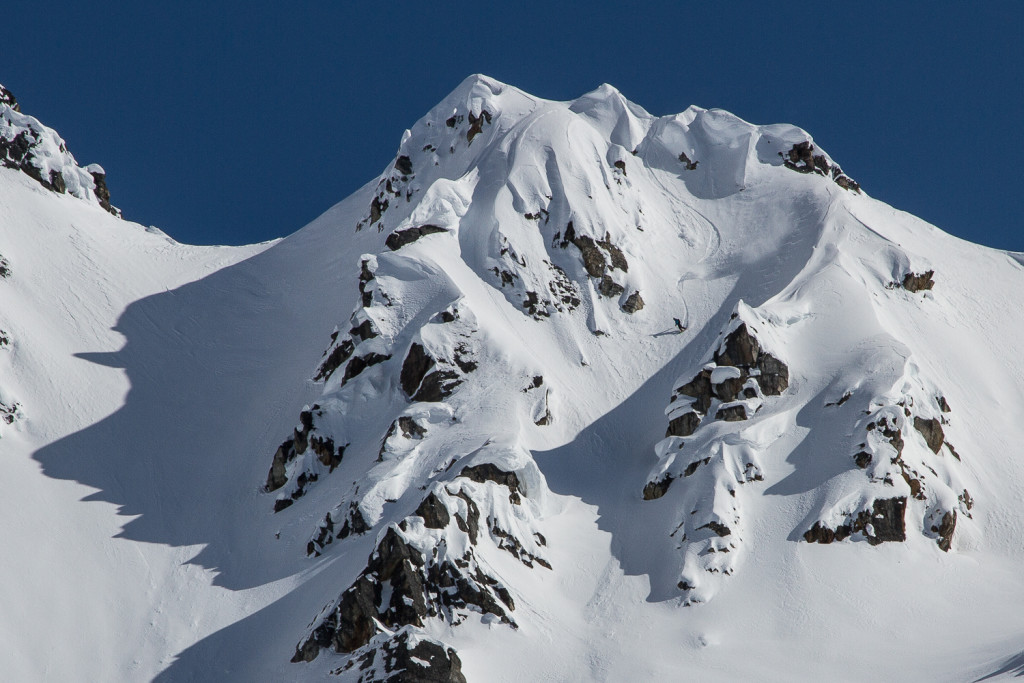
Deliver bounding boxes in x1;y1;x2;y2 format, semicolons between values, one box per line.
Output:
2;76;1023;681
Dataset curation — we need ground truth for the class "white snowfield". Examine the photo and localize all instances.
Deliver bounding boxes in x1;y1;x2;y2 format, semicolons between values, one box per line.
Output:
1;75;1023;682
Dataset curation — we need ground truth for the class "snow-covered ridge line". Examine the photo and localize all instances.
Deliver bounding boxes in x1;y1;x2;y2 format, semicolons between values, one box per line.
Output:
0;83;118;215
253;74;882;677
5;72;1022;681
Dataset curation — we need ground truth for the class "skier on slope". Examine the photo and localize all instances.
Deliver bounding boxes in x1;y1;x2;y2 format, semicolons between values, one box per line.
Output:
673;317;686;332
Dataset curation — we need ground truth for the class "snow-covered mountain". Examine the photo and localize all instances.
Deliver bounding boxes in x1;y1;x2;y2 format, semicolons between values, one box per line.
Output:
3;76;1024;681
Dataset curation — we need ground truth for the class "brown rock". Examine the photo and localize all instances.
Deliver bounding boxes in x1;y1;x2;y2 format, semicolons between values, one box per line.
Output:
90;170;117;215
642;474;674;500
385;225;448;250
902;270;935;293
0;84;18;111
805;497;906;545
459;463;523;504
598;275;624;297
598;236;629;272
676;369;714;414
755;353;789;395
666;411;701;437
377;631;467;683
264;439;294;492
451;490;480;544
415;492;451;529
678;151;698;170
359;258;375;307
466;109;492;143
716;404;748;422
370;196;387;225
715;323;760;367
573;235;607;277
349;319;377;341
713;373;747;402
314;338;355;381
700;521;732;537
864;497;907;544
621;291;645;313
398;416;427;439
413;370;461;402
935;510;956;552
913;416;944;454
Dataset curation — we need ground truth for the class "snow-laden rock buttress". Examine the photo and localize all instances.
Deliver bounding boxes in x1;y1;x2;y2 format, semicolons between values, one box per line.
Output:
0;83;118;215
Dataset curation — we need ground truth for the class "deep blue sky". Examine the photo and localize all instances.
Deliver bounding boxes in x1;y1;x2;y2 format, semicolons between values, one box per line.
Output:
4;3;1021;250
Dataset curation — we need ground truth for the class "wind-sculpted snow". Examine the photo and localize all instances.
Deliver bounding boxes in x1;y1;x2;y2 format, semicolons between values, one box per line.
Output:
6;74;1024;681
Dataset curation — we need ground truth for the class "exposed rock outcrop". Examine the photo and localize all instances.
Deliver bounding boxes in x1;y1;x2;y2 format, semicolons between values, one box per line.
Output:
459;463;523;505
678;151;699;170
264;406;347;509
621;291;645;313
400;341;472;402
0;83;120;214
556;221;630;298
295;482;528;667
0;85;19;111
385;225;448;251
343;630;467;683
902;270;935;293
466;109;492;143
660;318;789;450
415;492;451;529
342;352;391;385
642;474;674;501
804;497;907;545
781;141;861;193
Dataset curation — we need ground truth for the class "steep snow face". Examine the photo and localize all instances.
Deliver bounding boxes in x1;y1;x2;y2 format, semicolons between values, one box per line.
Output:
5;75;1024;682
251;76;1024;681
0;83;305;682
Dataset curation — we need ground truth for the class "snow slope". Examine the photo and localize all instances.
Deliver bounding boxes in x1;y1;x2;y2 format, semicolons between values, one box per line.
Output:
3;76;1024;681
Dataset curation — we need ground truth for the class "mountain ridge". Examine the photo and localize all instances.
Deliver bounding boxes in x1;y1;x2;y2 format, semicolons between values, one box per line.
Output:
245;75;1019;679
2;75;1023;681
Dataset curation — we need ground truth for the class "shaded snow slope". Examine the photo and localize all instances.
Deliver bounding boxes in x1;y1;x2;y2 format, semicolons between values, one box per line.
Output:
3;75;1024;681
0;168;276;680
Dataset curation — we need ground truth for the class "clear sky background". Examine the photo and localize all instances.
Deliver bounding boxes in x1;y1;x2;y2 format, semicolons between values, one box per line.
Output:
4;2;1021;250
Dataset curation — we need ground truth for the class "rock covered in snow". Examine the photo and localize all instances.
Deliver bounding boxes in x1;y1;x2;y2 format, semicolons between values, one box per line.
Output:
0;83;119;215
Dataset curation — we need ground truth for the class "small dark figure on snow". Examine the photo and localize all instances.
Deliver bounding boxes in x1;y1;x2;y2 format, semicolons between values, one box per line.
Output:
673;318;686;332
